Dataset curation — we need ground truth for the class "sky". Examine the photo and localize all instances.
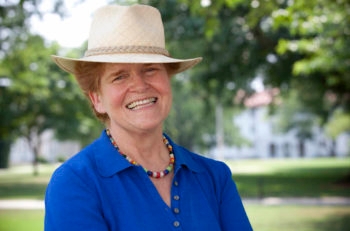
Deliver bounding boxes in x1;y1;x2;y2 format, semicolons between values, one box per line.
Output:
30;0;109;48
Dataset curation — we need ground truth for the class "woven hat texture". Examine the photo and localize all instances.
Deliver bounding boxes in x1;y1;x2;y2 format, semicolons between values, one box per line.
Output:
51;4;202;74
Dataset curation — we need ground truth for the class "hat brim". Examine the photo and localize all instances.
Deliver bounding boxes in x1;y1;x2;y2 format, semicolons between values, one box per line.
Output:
51;54;202;75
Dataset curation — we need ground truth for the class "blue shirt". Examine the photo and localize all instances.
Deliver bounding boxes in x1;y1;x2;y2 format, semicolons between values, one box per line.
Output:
45;131;252;231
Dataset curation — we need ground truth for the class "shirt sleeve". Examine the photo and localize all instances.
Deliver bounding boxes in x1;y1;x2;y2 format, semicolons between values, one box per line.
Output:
44;165;109;231
219;164;253;231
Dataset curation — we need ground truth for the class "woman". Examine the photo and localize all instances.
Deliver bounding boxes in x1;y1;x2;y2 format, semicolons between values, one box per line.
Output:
45;4;252;231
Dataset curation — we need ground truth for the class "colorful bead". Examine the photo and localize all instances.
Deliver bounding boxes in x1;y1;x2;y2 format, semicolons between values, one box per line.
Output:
106;129;175;179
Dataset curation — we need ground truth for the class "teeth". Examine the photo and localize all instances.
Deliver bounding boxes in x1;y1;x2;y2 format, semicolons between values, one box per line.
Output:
127;97;156;109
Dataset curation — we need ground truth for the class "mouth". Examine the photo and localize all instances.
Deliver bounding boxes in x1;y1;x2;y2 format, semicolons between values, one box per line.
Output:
126;97;157;110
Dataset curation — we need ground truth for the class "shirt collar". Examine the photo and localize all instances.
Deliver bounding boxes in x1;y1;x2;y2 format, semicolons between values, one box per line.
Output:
94;130;204;178
165;134;204;173
94;130;132;177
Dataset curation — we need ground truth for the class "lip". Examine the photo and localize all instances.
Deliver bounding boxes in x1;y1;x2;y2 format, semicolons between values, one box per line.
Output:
126;97;158;110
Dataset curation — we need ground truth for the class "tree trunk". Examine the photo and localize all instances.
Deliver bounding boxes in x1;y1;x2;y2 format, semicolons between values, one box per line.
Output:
27;132;41;176
0;139;11;169
215;103;224;160
330;139;336;157
32;145;39;176
298;139;305;157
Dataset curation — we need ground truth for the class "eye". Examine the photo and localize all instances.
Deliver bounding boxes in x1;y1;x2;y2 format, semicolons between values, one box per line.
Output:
145;67;157;73
112;73;128;82
144;65;161;75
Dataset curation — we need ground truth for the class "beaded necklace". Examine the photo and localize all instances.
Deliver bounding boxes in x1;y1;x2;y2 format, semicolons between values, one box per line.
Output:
106;129;175;179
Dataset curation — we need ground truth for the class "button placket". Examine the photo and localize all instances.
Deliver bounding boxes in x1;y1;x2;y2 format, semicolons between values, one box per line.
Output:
173;221;180;227
171;178;181;228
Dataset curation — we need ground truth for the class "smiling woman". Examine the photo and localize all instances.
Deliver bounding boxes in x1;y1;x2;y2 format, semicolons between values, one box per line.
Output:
74;62;177;123
45;4;252;231
88;63;173;135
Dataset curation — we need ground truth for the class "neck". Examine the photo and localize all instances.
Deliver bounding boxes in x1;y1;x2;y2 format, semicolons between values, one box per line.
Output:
107;126;168;167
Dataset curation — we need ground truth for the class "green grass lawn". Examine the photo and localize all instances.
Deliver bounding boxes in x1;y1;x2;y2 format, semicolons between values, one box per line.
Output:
246;204;350;231
0;210;44;231
0;164;56;199
227;158;350;198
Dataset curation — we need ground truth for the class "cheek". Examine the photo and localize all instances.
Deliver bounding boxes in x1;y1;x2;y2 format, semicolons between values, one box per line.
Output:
162;82;173;109
157;79;172;98
167;85;173;102
159;76;172;93
107;90;125;108
99;86;126;112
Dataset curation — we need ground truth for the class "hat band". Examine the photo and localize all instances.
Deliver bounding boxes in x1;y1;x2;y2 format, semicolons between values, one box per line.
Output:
84;46;170;57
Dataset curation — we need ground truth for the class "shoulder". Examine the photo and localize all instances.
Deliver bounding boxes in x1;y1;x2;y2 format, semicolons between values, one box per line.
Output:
61;138;100;170
173;144;240;206
173;143;233;184
190;150;231;175
49;139;100;185
50;130;129;181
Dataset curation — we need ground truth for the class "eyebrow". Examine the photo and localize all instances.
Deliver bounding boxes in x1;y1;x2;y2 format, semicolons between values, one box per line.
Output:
105;69;124;77
105;64;161;76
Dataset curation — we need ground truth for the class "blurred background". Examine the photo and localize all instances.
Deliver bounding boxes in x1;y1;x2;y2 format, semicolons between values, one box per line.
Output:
0;0;349;230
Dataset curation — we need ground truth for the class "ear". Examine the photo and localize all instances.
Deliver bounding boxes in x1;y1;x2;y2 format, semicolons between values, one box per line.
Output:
89;91;106;114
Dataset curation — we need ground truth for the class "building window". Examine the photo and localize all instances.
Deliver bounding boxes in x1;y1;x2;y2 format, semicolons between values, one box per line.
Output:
283;143;290;157
269;143;277;158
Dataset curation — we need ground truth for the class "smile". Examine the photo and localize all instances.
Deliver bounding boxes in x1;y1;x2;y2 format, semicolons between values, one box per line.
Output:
126;97;157;110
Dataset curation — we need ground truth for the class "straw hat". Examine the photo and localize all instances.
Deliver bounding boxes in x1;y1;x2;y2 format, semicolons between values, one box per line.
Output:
51;4;202;74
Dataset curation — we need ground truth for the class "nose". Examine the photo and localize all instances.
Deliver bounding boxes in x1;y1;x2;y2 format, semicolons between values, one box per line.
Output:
130;73;149;92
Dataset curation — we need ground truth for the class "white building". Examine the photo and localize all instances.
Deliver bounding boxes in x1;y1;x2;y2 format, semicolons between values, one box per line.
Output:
9;130;80;165
210;90;350;159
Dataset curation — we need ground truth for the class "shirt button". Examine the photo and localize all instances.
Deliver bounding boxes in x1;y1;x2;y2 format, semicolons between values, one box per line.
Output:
173;195;180;200
173;208;180;214
174;181;179;186
173;221;180;227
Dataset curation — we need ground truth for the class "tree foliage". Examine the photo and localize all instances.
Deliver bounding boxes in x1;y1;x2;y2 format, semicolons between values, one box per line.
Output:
146;0;350;140
272;0;350;122
0;0;101;170
0;33;101;172
164;76;215;152
0;0;65;55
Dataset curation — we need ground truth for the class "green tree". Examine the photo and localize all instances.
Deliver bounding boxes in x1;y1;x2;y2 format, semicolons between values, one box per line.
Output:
145;0;256;148
272;0;350;122
0;0;65;53
274;90;319;156
0;33;101;173
0;76;15;168
165;75;215;152
0;0;103;170
148;0;350;149
47;42;104;146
